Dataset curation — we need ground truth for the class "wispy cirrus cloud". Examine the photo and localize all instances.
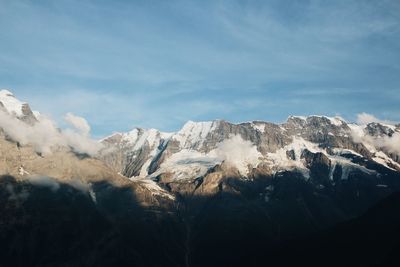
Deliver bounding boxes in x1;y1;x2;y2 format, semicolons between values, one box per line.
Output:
0;0;399;134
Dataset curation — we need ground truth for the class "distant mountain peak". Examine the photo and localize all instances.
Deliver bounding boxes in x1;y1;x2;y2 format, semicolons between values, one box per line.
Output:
0;89;27;117
0;89;16;97
0;89;39;122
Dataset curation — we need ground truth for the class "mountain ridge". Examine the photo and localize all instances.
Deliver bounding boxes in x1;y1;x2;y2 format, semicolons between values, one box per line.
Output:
2;89;400;199
100;113;400;179
1;89;400;266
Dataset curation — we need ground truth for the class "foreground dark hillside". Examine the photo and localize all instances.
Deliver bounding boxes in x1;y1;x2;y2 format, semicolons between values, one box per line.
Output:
0;175;184;267
1;174;400;267
269;192;400;266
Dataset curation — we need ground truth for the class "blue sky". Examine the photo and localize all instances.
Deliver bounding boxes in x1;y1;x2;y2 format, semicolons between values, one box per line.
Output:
0;0;399;137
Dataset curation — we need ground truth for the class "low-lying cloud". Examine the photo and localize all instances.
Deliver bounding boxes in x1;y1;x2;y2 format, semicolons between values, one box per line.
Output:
29;176;60;192
212;135;262;175
375;133;400;157
27;176;97;203
356;112;396;125
353;113;400;157
0;110;103;156
65;112;91;136
5;183;29;201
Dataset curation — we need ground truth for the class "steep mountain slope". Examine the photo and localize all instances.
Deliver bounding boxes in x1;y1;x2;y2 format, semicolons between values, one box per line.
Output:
0;175;182;267
97;111;400;264
1;89;400;266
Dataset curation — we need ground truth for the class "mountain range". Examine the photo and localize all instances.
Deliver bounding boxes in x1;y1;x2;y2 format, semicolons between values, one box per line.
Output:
1;89;400;266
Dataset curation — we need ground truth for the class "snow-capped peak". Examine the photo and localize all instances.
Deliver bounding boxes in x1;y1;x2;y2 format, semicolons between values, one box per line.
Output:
103;127;172;148
0;89;40;120
0;89;15;97
173;120;220;148
179;120;219;136
0;89;27;117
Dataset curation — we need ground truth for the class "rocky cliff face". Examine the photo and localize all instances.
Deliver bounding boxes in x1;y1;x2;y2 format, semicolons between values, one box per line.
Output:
97;114;400;247
100;115;400;197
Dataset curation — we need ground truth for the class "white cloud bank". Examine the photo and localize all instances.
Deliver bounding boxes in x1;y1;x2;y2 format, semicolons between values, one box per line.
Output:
63;113;102;156
213;135;262;175
376;134;400;156
353;113;400;157
0;110;102;156
64;112;91;136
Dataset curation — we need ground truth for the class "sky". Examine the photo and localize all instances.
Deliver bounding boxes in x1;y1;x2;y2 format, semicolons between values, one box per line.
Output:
0;0;399;137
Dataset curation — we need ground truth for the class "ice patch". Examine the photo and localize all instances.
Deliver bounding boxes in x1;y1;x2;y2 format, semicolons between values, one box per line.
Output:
88;184;97;203
267;137;375;180
373;151;400;171
150;149;220;180
331;148;363;157
329;161;337;180
251;122;266;133
266;137;320;178
149;135;262;180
